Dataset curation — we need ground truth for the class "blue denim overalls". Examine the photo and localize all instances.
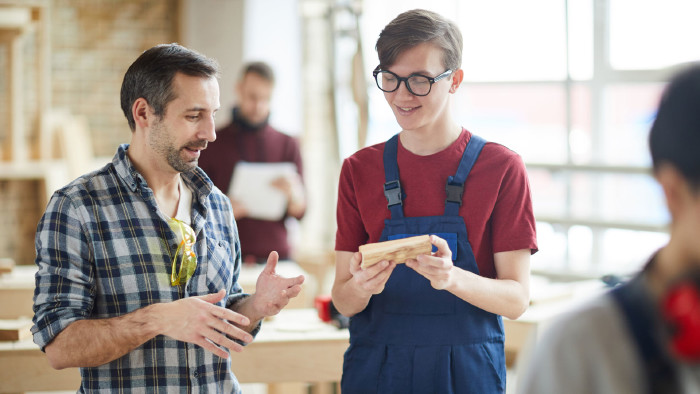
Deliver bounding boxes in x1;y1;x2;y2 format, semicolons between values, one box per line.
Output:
341;134;506;394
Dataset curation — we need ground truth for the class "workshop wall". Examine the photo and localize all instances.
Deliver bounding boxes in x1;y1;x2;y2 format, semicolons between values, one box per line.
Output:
0;0;179;265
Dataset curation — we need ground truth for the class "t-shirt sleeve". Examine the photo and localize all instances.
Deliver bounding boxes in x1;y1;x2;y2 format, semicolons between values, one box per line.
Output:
490;151;538;254
335;157;369;252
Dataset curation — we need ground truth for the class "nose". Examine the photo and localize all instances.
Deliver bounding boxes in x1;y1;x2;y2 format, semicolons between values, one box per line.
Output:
254;100;269;120
199;113;217;142
394;79;414;98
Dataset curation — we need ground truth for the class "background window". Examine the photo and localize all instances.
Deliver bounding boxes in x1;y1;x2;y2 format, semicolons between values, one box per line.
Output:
353;0;698;278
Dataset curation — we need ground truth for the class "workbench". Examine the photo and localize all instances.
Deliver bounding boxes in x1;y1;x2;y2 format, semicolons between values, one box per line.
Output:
0;265;605;393
0;309;348;393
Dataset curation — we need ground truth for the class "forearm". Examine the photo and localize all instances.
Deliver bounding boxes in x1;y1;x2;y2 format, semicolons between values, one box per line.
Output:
229;296;264;333
446;269;529;320
45;304;162;369
331;278;372;317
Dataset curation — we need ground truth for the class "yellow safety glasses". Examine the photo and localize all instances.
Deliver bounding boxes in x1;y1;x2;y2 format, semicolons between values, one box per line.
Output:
168;217;197;286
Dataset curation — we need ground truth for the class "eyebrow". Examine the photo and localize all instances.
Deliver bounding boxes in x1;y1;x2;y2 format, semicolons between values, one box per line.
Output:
185;107;219;113
388;69;434;77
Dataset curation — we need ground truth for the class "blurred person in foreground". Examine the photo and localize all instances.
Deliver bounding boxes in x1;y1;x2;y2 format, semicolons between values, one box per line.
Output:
32;43;304;393
518;64;700;394
199;61;306;264
332;9;537;394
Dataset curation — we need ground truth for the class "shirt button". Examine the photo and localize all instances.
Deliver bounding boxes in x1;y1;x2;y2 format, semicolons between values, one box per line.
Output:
193;371;199;378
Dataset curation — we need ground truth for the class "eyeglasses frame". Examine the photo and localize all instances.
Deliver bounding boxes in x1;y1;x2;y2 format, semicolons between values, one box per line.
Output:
372;66;454;97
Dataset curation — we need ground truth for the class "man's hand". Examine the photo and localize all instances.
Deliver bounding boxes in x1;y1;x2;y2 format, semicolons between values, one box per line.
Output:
250;251;305;318
405;235;455;290
158;290;254;359
270;173;302;200
271;173;305;218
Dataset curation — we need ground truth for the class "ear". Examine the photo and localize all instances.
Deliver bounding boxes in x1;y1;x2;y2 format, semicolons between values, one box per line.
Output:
131;98;152;130
449;69;464;94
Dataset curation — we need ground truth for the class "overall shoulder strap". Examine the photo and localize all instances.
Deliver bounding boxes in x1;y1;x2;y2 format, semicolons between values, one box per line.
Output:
383;134;404;219
610;276;680;394
444;134;487;216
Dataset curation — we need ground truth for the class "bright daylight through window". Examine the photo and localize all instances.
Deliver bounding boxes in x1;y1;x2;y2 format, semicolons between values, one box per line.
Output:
352;0;700;278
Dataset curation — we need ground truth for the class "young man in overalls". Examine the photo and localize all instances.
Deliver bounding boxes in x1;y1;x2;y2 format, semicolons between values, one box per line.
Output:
332;9;538;394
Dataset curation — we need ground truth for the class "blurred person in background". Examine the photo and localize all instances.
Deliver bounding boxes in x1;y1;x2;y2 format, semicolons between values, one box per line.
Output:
199;61;306;264
518;63;700;394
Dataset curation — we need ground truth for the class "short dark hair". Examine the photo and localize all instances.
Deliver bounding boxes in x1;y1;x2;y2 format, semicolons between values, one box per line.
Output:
241;61;275;84
120;43;220;131
375;9;463;71
649;63;700;189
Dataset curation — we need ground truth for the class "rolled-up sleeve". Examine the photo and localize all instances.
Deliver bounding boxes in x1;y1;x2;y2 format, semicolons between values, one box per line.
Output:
32;191;94;351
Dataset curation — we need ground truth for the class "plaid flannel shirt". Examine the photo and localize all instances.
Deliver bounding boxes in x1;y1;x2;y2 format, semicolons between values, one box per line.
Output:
32;144;258;393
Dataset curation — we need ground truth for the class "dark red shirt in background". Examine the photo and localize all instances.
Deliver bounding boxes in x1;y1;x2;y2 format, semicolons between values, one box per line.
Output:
199;118;304;262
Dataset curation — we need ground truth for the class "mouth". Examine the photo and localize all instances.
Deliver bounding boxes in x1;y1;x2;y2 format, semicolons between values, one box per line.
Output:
395;105;420;115
183;142;207;158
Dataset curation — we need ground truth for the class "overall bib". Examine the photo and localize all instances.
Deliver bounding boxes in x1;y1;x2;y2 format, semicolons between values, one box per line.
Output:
341;134;506;394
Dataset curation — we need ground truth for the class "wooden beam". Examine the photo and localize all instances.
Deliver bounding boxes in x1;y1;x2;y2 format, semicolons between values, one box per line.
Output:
359;235;432;268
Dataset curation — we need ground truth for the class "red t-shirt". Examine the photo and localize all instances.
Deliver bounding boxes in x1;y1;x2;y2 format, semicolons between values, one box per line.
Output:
335;129;538;279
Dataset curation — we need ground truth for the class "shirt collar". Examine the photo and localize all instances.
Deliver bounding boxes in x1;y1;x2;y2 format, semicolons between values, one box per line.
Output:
112;143;214;200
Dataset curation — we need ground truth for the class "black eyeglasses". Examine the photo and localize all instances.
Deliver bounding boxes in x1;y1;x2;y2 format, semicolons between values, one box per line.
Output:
373;66;453;96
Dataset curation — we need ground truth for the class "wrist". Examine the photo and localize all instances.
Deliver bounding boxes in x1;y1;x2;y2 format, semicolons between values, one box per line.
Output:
444;266;465;293
246;294;268;322
141;303;168;336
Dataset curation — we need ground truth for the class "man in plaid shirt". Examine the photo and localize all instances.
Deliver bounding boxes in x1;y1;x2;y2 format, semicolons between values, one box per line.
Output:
31;43;305;393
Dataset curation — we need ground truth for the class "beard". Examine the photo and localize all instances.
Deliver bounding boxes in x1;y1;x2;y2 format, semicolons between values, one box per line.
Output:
149;119;207;173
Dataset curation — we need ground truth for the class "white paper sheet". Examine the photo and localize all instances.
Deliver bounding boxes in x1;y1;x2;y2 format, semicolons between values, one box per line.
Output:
228;161;297;221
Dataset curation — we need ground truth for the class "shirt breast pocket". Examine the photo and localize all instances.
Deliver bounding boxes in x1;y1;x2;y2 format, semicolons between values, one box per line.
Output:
204;238;234;295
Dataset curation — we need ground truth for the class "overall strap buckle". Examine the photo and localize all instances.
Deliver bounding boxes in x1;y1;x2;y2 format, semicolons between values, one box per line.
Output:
445;182;464;206
384;180;403;207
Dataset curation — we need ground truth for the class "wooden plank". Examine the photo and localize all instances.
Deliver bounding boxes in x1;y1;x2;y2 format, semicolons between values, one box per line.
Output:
0;265;36;319
8;28;26;162
0;258;14;274
359;235;432;268
0;318;32;341
0;7;31;29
